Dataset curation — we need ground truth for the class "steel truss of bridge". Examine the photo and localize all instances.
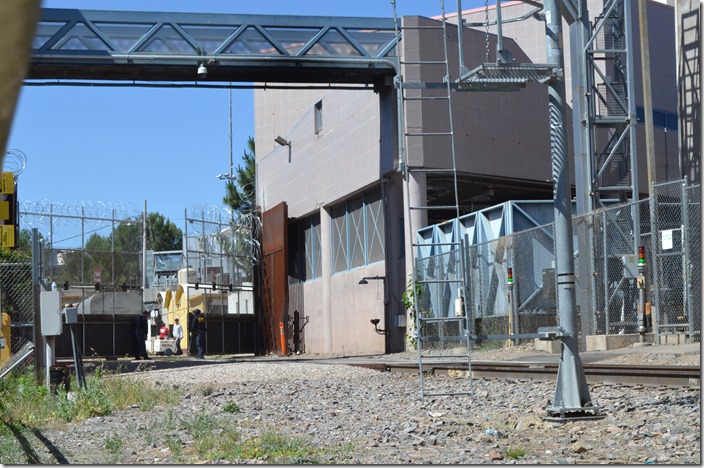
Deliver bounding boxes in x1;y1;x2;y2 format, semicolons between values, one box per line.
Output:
29;9;400;85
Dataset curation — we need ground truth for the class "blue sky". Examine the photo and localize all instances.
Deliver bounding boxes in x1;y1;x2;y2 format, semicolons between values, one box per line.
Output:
8;0;484;227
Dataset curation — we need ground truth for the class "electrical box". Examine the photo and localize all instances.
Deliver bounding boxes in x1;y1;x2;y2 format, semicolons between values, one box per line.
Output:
395;314;407;327
64;306;78;324
40;291;63;336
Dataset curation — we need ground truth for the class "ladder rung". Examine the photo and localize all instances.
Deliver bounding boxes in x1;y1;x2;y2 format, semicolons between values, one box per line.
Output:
408;168;457;174
405;132;452;137
411;241;461;247
421;391;474;397
400;25;445;30
410;205;459;210
420;336;466;343
403;96;450;101
398;82;451;90
416;279;464;284
401;60;447;65
419;353;469;359
419;315;466;321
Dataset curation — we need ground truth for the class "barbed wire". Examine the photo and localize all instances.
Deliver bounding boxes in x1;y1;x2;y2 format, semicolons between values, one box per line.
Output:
20;200;142;227
3;149;27;176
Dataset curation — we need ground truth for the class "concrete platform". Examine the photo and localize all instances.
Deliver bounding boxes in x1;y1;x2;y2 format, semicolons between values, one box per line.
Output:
533;338;560;354
585;334;653;351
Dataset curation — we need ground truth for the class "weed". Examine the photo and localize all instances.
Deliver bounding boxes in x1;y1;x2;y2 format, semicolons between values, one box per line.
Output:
105;435;122;454
0;367;180;428
505;447;527;459
105;435;123;463
165;435;183;458
248;431;320;464
223;402;240;413
201;386;214;397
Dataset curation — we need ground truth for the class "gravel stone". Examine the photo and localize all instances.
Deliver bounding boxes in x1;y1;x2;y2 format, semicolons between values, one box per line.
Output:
21;344;702;464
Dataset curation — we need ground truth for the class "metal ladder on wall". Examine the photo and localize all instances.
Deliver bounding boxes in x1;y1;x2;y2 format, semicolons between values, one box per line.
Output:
392;0;473;400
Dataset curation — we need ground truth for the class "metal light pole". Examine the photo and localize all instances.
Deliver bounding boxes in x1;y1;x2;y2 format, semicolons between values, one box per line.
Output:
543;0;598;420
229;87;233;180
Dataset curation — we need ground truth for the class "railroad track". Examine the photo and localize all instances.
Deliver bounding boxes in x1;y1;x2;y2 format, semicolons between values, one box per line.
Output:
353;361;701;387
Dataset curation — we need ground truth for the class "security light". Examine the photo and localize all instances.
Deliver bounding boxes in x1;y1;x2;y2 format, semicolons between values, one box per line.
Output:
274;136;290;146
358;275;384;285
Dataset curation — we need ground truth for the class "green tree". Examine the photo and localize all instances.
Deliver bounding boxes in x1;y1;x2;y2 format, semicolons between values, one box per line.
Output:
146;213;183;251
223;136;256;214
222;136;259;282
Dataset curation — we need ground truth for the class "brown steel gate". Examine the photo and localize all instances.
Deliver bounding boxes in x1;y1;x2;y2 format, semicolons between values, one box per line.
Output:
261;202;289;355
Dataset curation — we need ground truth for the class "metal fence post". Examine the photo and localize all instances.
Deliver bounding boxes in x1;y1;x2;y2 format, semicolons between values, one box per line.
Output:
649;182;660;344
32;228;44;384
681;178;693;339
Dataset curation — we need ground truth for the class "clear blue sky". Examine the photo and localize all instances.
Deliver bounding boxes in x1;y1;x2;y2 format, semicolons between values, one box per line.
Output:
8;0;484;227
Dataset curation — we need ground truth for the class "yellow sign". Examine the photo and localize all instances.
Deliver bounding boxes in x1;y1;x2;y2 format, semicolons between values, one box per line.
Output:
0;200;8;220
0;172;14;194
1;225;15;248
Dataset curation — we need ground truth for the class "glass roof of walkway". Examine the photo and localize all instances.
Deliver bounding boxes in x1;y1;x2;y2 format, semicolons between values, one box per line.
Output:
28;9;400;85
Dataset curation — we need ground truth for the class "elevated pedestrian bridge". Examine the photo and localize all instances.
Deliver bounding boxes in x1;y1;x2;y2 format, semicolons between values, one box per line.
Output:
29;9;400;86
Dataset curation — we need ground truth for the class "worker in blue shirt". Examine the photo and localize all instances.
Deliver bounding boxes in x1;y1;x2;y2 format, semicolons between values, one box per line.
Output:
190;308;206;359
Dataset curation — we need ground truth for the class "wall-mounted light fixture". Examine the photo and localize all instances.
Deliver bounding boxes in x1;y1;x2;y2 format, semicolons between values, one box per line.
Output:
370;318;388;335
274;136;291;146
358;275;384;285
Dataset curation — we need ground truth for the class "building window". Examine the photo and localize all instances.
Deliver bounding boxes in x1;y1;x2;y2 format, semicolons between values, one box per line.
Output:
314;100;323;134
332;203;348;273
331;188;385;274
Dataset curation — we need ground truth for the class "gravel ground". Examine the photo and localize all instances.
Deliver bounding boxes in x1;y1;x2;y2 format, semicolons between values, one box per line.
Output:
18;344;702;464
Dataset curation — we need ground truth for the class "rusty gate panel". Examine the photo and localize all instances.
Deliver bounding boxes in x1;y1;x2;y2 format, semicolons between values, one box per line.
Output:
261;202;288;355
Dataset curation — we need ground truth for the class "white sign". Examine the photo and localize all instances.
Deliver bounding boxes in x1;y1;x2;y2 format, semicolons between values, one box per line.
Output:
94;269;102;283
661;229;673;250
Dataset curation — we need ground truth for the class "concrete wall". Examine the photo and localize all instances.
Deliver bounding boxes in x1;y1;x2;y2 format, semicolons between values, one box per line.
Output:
458;0;679;189
253;4;679;356
255;87;385;217
401;16;555;182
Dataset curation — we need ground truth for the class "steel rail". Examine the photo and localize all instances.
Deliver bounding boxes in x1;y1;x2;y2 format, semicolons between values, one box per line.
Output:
353;361;701;388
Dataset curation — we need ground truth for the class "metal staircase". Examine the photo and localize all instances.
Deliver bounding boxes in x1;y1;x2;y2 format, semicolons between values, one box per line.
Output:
392;1;472;400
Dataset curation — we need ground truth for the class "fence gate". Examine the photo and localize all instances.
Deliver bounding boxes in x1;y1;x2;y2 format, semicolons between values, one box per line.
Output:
651;180;701;341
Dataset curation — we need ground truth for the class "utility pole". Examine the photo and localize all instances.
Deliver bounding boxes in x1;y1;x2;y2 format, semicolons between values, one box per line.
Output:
638;0;656;192
543;0;599;420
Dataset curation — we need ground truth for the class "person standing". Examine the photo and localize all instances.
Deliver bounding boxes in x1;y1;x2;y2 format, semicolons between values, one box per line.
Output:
190;308;206;359
172;317;184;355
133;310;151;360
159;321;170;339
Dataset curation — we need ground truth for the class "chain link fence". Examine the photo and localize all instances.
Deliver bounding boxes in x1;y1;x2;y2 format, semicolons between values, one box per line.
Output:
0;203;258;377
415;179;701;352
0;249;33;358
